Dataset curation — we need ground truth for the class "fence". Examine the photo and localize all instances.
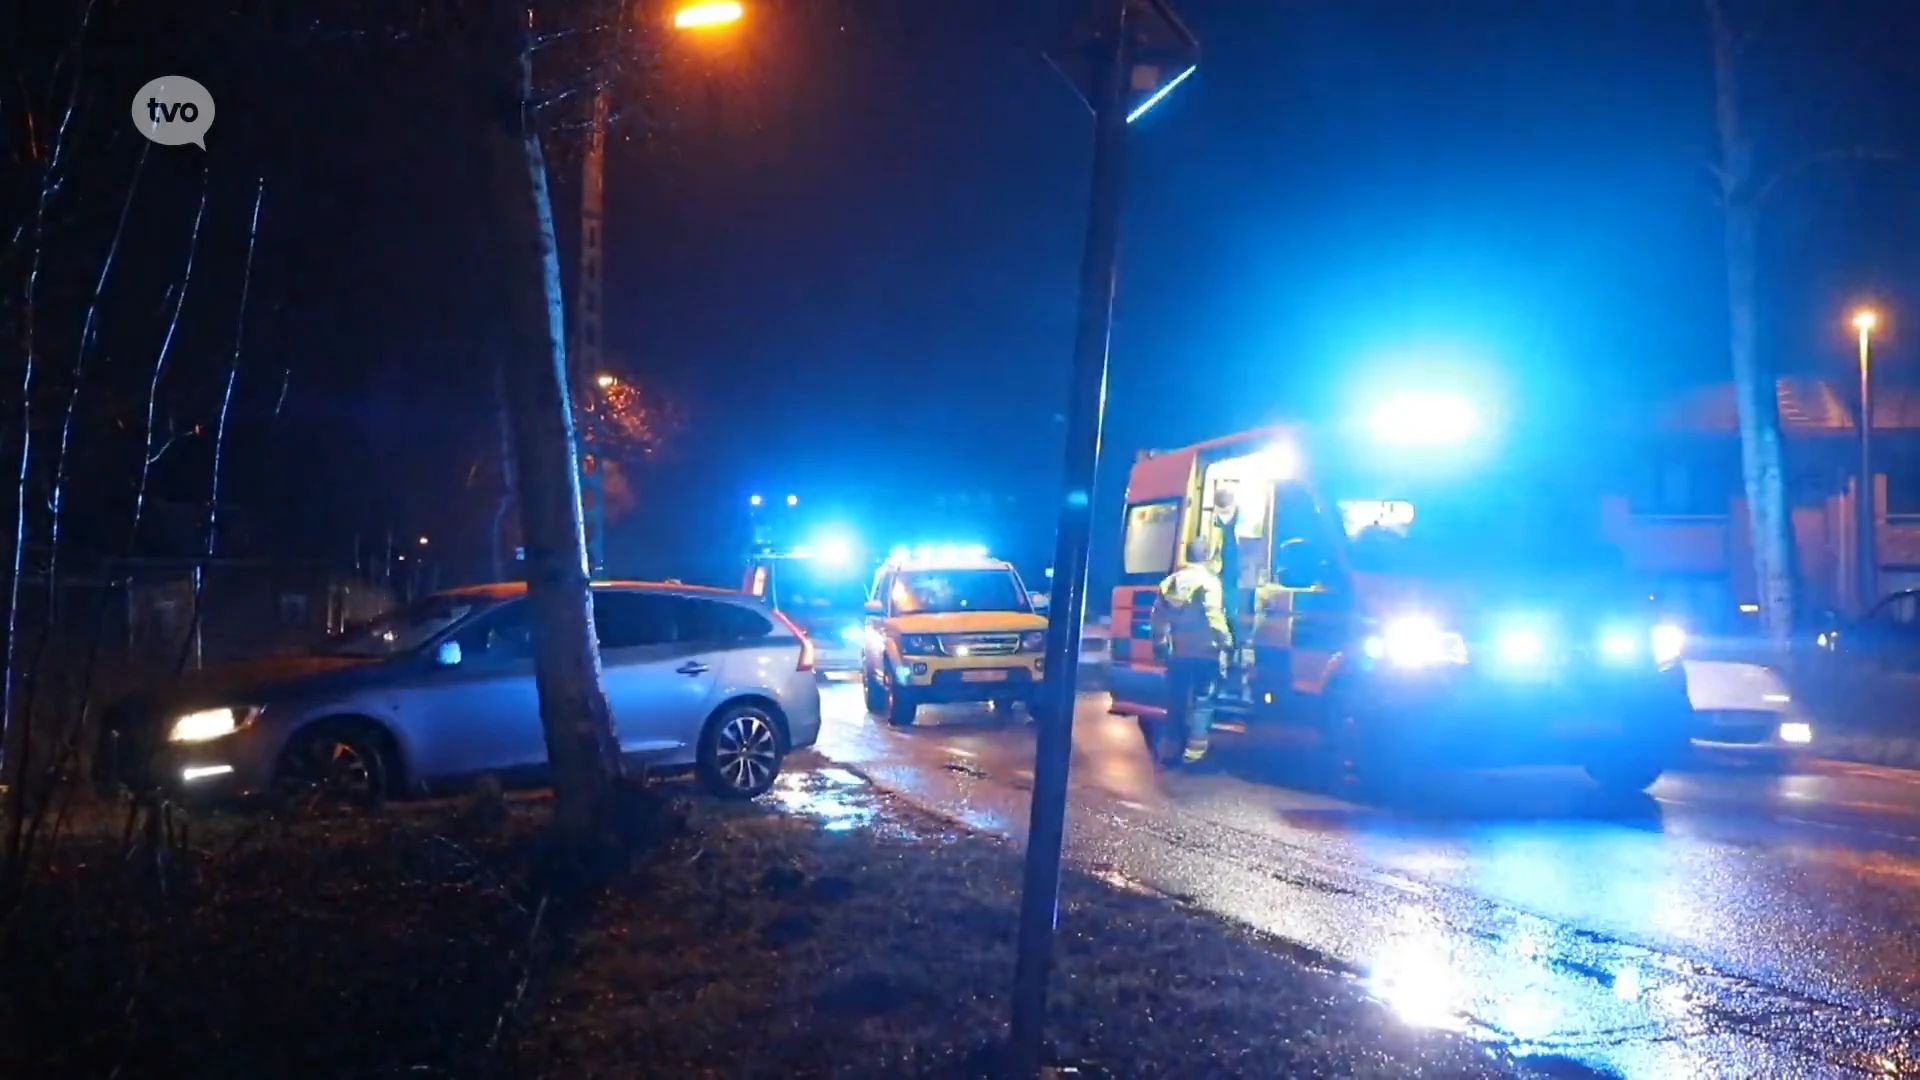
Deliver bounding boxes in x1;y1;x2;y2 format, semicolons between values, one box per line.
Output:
3;559;398;783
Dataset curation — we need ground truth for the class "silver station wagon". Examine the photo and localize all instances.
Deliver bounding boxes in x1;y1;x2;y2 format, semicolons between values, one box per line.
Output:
101;581;822;805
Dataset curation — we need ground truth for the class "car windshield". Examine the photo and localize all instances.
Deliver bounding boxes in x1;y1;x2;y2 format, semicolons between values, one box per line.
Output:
319;593;483;658
891;568;1028;615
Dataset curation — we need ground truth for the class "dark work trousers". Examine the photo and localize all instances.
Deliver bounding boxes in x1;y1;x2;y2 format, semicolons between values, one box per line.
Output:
1220;590;1247;696
1167;655;1222;753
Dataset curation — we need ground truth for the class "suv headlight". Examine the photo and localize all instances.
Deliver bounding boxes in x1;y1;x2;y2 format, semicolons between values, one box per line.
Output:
1020;631;1046;652
898;633;941;656
1364;615;1468;669
168;706;258;744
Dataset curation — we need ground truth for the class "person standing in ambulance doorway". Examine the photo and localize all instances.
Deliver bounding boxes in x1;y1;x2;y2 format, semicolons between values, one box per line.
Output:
1150;537;1231;765
1210;486;1246;699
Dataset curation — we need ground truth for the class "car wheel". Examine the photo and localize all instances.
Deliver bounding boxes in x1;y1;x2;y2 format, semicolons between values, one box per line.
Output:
697;703;784;799
884;676;919;727
1585;757;1664;794
1137;716;1181;767
276;720;392;812
862;670;887;716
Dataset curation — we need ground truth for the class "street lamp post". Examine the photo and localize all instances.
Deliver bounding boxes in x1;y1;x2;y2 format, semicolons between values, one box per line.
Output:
1855;308;1879;610
572;2;746;577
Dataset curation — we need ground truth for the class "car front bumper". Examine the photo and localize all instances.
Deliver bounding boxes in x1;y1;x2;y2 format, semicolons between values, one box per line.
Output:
1691;709;1815;756
145;730;279;804
1348;663;1696;768
894;655;1046;703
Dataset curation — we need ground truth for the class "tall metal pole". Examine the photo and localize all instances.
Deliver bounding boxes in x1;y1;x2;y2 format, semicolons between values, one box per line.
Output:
574;86;610;577
1008;0;1128;1074
1858;321;1875;610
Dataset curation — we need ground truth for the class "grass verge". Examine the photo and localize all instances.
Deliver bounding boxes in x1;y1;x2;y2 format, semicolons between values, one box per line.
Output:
517;770;1521;1079
1;774;1523;1078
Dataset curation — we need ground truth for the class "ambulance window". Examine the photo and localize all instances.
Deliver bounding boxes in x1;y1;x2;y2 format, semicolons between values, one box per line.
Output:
1272;482;1325;548
1121;501;1181;576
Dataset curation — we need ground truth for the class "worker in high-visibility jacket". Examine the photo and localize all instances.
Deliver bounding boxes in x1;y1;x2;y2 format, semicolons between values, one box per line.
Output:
1151;537;1231;764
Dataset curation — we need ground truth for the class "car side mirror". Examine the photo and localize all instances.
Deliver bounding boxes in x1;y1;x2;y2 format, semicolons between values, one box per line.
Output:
434;640;463;667
864;599;883;615
1031;591;1051;612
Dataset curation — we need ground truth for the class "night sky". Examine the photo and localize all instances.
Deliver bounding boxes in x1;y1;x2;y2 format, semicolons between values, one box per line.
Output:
6;0;1918;589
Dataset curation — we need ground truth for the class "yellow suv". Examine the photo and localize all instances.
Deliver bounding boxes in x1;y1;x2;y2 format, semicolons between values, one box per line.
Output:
860;550;1047;726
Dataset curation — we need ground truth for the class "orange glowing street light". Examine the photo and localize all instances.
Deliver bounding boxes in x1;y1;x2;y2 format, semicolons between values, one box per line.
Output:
1852;305;1883;608
673;1;743;29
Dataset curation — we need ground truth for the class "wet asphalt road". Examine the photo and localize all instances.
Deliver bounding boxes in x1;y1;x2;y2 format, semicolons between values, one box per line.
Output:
791;678;1920;1079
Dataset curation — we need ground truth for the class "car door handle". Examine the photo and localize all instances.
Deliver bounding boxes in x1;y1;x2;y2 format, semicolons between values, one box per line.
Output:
675;661;709;676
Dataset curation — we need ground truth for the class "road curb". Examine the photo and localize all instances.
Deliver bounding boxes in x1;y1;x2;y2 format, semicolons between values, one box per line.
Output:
1814;734;1920;771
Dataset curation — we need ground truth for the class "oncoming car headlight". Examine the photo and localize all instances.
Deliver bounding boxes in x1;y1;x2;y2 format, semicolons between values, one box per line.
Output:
1650;622;1686;665
1364;615;1468;669
1598;623;1687;666
168;706;258;744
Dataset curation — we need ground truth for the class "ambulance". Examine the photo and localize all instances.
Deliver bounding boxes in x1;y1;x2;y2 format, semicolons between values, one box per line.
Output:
1105;399;1698;792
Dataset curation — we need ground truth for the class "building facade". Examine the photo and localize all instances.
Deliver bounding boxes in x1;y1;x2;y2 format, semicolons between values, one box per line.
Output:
1606;378;1920;622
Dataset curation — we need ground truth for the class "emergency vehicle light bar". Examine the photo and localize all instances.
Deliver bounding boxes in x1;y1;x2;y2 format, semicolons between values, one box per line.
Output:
885;543;991;565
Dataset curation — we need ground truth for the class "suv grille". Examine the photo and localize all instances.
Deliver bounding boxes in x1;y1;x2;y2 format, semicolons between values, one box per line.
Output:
943;633;1020;657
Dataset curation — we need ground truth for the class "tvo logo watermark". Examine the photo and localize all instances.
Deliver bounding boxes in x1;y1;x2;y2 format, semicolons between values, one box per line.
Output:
131;76;215;149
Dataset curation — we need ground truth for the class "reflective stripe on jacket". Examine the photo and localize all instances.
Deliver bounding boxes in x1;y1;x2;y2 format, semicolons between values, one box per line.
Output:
1152;565;1229;659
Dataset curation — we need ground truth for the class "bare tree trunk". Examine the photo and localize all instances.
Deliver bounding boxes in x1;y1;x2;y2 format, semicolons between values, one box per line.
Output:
491;350;516;582
1708;0;1795;648
484;7;625;848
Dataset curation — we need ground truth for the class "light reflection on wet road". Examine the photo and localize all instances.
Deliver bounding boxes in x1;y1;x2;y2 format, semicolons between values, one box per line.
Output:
795;681;1920;1078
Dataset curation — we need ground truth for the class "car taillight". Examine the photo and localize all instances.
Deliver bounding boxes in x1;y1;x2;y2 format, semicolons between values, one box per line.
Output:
770;609;814;671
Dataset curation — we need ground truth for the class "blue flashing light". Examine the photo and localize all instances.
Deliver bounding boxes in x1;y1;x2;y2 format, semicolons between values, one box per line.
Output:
1599;629;1639;660
1126;64;1196;125
1495;627;1545;664
816;535;854;567
1367;391;1478;447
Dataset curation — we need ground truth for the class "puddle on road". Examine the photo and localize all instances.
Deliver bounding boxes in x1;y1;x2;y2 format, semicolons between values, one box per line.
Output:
766;767;936;841
1357;901;1920;1078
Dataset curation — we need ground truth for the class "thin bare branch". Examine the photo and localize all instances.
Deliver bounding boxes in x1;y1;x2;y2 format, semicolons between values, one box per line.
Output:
2;0;99;892
131;172;211;543
1754;146;1900;208
49;144;149;567
204;180;267;559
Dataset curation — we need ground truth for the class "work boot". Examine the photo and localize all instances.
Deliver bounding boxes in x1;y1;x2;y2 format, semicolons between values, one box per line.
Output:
1184;739;1209;764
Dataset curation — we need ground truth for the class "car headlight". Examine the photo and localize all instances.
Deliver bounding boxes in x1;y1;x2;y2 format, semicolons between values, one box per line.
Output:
1650;622;1686;665
1494;626;1546;664
168;706;258;744
1020;631;1046;652
839;624;865;645
898;633;941;656
1364;615;1468;669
